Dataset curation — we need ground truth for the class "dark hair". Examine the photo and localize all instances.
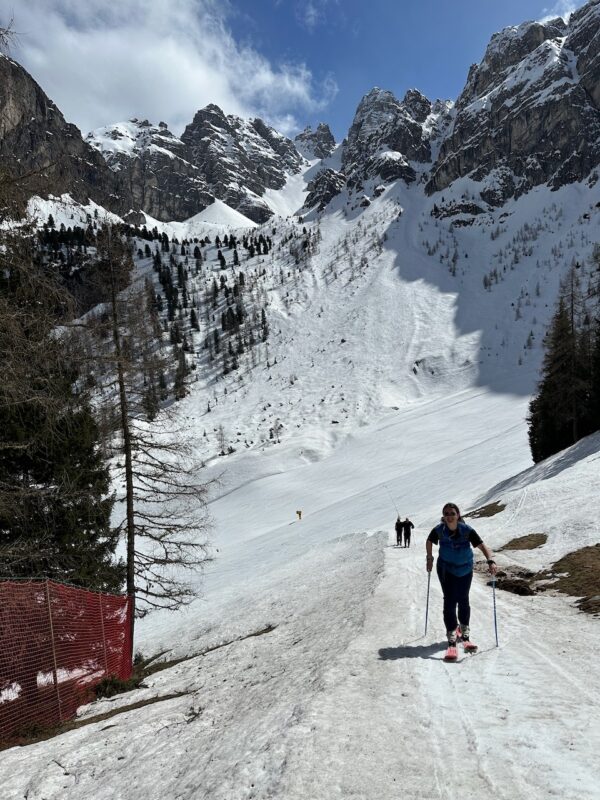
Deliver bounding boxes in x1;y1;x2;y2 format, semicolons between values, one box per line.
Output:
441;502;462;522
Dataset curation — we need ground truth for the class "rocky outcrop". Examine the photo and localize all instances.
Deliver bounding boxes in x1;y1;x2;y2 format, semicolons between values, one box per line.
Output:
427;4;600;200
88;105;307;223
342;88;433;187
303;168;346;211
0;54;128;213
294;123;336;159
86;119;213;221
179;105;304;222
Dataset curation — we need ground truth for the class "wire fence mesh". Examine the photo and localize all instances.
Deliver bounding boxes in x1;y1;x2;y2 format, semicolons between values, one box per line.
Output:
0;579;132;742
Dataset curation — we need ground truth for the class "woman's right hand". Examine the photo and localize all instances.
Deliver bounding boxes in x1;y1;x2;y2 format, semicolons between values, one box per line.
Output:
426;555;434;572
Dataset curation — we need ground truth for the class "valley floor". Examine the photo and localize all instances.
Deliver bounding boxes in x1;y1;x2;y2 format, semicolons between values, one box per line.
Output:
1;387;599;799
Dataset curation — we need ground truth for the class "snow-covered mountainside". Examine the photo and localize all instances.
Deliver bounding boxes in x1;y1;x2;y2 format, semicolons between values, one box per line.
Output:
2;2;600;797
87;108;308;223
3;177;600;795
427;5;600;201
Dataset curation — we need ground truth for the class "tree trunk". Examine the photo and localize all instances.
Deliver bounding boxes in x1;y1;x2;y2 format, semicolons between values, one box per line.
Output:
108;242;136;654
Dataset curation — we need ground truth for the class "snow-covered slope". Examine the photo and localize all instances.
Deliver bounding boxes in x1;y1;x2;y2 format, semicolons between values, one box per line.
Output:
1;361;598;799
4;143;600;798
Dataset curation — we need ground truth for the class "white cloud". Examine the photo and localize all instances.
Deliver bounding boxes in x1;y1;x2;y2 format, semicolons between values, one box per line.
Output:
539;1;578;23
7;0;338;136
296;1;324;31
294;0;340;33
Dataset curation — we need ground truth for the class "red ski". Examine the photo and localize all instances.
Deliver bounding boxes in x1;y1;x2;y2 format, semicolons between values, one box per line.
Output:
443;645;458;662
456;627;478;654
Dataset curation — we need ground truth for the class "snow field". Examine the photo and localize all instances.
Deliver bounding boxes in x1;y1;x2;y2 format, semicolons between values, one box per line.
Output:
5;156;600;798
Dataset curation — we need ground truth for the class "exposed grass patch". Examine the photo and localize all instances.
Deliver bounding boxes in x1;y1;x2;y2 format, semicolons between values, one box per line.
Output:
494;543;600;616
537;544;600;615
498;533;547;551
466;501;506;518
95;673;146;699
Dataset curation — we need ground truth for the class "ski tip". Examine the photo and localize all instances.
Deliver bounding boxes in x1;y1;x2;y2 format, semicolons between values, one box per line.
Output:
443;647;458;662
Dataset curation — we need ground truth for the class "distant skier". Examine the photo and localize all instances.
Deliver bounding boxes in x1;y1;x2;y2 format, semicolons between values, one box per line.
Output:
426;502;497;653
395;516;403;547
402;517;414;548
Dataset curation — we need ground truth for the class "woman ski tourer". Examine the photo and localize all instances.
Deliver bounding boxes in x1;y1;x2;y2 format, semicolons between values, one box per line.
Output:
426;502;497;657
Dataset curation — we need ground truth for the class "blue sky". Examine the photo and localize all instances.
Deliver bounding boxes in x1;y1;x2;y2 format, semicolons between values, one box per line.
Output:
7;0;581;139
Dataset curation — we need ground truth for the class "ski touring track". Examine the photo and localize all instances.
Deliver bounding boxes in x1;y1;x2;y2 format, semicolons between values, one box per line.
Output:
275;537;600;800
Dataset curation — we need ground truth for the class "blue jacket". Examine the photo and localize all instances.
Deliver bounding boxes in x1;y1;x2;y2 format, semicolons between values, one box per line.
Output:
433;521;477;577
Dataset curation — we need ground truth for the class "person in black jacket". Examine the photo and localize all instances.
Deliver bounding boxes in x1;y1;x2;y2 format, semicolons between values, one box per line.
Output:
402;517;414;547
394;516;403;547
426;502;497;645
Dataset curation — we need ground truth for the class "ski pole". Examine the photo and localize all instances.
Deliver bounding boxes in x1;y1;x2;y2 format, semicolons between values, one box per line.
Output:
424;571;431;636
383;484;399;516
492;577;499;647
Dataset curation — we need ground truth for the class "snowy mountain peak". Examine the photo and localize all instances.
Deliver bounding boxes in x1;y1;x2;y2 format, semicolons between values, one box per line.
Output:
179;107;305;223
458;17;568;109
401;89;432;123
294;122;336;159
427;2;600;202
86;119;185;166
342;86;432;188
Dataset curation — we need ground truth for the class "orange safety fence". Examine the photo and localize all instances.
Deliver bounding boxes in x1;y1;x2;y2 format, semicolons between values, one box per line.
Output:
0;579;132;743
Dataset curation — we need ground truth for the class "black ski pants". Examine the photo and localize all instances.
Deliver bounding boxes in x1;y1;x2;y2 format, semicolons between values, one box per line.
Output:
436;560;472;632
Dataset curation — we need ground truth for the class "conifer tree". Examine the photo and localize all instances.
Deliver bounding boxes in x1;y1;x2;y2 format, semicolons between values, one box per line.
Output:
0;201;122;589
84;226;212;629
528;265;589;461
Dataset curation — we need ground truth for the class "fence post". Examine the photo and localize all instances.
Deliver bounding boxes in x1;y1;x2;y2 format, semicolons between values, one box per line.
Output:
45;580;63;723
99;593;109;676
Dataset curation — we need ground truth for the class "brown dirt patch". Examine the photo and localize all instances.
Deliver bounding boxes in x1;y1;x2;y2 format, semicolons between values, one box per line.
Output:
537;544;600;614
466;501;506;518
492;543;600;616
498;533;547;551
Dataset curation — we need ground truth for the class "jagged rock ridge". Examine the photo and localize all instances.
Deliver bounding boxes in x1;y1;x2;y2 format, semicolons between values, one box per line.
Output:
86;119;213;222
3;0;600;221
0;54;129;213
426;2;600;202
294;123;336;159
87;106;307;223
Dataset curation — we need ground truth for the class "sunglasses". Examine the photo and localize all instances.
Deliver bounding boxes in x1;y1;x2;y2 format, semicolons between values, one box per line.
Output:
443;511;457;517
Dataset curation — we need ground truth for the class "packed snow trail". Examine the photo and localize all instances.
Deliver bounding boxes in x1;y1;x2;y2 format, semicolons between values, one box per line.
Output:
277;542;600;800
1;389;599;799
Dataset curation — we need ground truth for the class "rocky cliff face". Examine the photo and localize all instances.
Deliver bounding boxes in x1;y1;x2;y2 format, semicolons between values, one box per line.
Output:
0;54;128;213
426;2;600;202
294;123;336;159
342;88;434;188
88;105;307;223
179;105;305;222
86;120;214;221
303;168;346;212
